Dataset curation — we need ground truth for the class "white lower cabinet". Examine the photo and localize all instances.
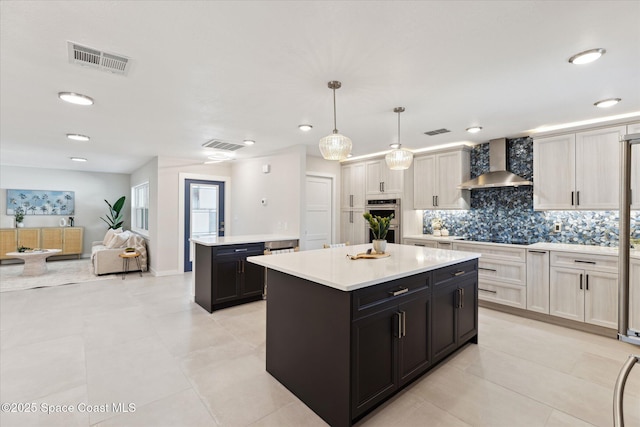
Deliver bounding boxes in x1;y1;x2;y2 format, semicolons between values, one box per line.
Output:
403;238;437;248
527;250;550;314
453;242;526;309
629;258;640;332
549;251;618;329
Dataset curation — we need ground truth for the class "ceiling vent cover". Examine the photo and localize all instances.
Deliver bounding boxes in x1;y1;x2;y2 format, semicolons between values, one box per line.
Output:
202;140;245;151
67;42;130;75
424;128;451;136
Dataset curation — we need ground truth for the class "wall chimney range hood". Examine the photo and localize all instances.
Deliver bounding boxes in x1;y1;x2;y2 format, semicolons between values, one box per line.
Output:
458;138;533;190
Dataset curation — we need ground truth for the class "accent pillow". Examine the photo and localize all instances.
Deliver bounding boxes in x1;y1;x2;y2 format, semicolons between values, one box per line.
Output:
107;230;130;249
102;227;123;246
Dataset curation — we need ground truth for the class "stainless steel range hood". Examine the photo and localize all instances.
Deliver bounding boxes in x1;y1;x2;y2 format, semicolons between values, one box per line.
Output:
458;138;533;190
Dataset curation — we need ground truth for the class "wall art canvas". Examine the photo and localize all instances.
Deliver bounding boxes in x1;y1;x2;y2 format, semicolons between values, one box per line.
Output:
7;189;75;215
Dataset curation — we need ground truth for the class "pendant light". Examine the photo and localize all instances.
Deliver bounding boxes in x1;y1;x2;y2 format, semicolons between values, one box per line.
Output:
319;81;352;160
385;107;413;170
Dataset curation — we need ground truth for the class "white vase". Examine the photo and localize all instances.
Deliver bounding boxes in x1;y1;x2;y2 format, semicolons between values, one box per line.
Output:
372;239;387;254
433;229;441;236
16;222;24;228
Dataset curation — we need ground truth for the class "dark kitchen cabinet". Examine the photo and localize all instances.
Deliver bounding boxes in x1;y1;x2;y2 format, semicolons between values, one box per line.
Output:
195;242;265;312
351;275;431;418
432;261;478;363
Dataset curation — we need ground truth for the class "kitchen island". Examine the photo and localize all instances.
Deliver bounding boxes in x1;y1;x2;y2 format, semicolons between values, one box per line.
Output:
191;234;298;312
247;243;480;426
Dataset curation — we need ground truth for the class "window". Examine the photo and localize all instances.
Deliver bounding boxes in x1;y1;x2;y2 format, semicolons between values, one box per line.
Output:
131;182;149;234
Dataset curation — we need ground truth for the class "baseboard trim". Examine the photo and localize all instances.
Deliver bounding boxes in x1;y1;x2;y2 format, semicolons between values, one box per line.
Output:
479;300;617;339
149;268;181;277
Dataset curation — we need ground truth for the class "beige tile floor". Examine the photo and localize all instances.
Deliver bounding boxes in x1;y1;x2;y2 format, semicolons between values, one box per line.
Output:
1;271;639;426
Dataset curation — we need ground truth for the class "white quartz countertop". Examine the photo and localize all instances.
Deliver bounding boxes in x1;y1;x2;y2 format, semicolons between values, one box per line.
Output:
190;234;299;247
246;243;480;292
404;235;639;259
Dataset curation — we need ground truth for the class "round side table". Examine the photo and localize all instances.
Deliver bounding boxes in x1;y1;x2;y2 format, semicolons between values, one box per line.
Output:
119;251;142;280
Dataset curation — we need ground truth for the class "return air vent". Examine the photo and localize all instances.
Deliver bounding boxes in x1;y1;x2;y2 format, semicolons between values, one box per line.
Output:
424;128;451;136
202;140;246;151
67;42;130;75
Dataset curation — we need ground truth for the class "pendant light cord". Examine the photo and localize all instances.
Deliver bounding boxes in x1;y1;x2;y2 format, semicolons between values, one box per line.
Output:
397;110;401;146
332;87;338;134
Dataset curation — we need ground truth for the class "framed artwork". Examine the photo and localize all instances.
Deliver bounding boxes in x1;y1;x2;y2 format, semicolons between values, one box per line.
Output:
6;189;75;215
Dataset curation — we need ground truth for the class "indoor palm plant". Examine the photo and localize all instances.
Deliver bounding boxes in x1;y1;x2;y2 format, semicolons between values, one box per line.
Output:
363;212;394;253
100;196;126;229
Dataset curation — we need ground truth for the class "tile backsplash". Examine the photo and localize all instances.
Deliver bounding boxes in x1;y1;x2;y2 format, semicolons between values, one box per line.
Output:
422;137;639;246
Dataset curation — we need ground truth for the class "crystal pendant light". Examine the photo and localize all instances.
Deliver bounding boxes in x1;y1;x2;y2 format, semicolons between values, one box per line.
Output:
385;107;413;170
319;81;352;160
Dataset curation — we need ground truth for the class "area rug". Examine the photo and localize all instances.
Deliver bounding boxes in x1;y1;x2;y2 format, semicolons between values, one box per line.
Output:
0;259;116;292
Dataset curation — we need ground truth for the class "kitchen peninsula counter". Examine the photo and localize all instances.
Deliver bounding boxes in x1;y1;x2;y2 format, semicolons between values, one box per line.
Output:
247;244;480;426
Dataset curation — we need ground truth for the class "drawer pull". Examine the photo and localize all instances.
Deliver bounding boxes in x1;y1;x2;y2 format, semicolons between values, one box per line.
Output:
574;260;596;265
235;248;248;252
479;288;497;294
451;270;466;276
479;267;497;272
529;250;547;254
389;287;409;297
414;243;426;247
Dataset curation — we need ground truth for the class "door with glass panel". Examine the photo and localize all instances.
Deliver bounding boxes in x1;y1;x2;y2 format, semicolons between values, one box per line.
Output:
184;179;225;272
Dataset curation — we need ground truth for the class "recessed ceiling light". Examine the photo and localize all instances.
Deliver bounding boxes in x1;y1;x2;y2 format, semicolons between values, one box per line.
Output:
70;157;87;162
66;133;90;141
298;124;313;131
568;48;606;65
243;139;255;146
466;126;483;133
594;98;621;108
389;143;400;149
58;92;94;105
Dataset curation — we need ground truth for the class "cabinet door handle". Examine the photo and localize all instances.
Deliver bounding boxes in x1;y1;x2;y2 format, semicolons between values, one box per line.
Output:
350;211;353;223
432;196;436;207
451;270;466;276
435;195;439;207
571;191;574;206
576;191;580;206
479;267;497;272
401;310;406;338
579;273;583;290
460;288;465;309
529;250;547;254
237;260;241;274
389;287;409;296
586;274;589;291
479;288;497;294
574;260;596;265
395;312;402;338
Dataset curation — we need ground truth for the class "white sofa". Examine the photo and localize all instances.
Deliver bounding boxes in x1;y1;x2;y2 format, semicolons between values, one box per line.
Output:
91;229;148;275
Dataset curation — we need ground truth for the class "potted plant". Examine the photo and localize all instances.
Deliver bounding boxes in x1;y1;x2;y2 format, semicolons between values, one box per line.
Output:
363;212;394;253
100;196;126;229
14;207;25;228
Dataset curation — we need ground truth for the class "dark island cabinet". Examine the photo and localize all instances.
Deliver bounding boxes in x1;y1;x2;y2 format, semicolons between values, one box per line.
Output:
195;242;265;313
351;273;431;418
432;260;478;363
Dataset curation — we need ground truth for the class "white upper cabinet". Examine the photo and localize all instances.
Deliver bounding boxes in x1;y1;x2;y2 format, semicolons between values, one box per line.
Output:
413;148;470;210
365;159;403;196
534;125;625;210
628;122;640;210
341;163;365;209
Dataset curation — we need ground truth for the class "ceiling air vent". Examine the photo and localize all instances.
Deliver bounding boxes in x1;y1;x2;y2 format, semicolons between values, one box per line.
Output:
67;42;130;75
424;128;451;136
202;140;246;151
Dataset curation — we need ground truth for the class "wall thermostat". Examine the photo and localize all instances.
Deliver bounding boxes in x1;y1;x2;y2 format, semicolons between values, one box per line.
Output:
262;164;270;173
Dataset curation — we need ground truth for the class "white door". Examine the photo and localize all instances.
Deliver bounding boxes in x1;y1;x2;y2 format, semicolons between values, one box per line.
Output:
305;175;333;250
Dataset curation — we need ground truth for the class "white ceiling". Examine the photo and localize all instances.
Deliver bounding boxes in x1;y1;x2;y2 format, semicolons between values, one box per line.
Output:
1;1;639;174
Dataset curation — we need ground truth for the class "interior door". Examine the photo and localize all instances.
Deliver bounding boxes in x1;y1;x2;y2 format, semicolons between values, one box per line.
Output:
304;175;332;250
184;179;225;272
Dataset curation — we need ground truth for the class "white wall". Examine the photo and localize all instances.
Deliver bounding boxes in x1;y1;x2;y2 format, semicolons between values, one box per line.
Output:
0;166;130;257
231;146;305;237
130;157;157;268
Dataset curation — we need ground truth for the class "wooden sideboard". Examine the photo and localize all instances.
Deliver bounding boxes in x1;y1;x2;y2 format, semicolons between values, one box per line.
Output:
0;227;84;260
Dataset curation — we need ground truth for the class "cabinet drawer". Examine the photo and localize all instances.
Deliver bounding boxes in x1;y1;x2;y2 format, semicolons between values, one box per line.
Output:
404;239;437;248
478;282;526;309
452;243;526;262
433;260;477;287
478;259;526;286
352;273;430;320
216;243;264;257
550;251;618;274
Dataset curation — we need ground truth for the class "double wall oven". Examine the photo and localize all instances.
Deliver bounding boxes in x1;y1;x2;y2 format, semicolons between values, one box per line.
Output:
365;199;401;244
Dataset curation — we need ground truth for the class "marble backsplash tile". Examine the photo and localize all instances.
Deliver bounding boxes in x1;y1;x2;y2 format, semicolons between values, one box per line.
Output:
422;137;639;246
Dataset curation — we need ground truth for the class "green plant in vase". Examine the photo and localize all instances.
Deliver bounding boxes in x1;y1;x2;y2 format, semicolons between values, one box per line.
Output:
100;196;126;229
14;207;25;228
363;212;394;253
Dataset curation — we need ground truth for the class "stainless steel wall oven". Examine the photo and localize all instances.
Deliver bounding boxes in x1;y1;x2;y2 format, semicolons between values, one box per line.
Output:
365;198;401;244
